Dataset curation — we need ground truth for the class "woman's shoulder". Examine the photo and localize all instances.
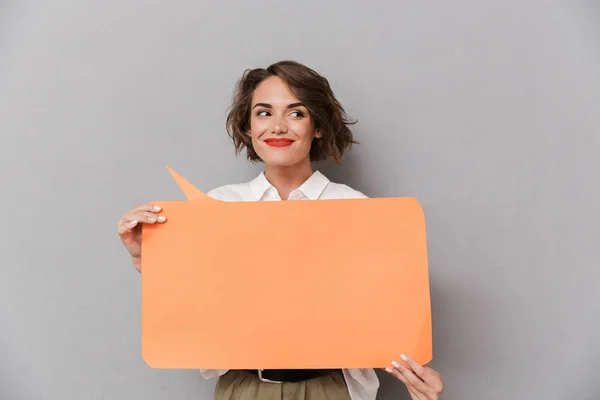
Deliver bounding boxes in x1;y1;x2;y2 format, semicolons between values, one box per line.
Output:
205;175;369;201
206;182;253;201
322;181;369;199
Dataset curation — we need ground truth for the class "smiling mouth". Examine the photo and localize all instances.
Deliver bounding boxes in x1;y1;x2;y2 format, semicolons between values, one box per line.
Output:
264;138;294;147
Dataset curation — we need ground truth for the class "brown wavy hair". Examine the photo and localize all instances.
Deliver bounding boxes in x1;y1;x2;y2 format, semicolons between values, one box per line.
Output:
225;60;358;163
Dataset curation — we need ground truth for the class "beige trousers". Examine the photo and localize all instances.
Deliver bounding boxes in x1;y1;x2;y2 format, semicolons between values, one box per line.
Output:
213;370;352;400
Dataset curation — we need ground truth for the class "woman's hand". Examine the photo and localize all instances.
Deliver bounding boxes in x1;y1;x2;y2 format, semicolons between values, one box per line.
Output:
117;203;166;272
385;354;443;400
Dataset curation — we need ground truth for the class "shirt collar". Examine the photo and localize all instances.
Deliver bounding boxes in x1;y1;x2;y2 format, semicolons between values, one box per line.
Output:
249;170;330;200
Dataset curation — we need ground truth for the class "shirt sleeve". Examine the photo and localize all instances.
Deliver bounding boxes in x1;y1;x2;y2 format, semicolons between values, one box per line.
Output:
199;369;229;379
342;368;380;400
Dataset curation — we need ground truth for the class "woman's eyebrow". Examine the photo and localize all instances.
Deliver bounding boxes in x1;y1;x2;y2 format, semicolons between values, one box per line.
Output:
252;102;306;109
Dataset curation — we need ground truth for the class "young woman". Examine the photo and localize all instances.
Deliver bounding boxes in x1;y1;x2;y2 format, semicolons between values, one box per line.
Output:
117;60;444;400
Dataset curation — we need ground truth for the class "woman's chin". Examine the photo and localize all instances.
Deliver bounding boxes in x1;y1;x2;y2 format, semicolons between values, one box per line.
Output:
262;159;296;168
259;154;304;168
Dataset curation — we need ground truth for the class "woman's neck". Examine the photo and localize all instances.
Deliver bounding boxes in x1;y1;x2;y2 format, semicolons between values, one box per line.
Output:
264;159;314;200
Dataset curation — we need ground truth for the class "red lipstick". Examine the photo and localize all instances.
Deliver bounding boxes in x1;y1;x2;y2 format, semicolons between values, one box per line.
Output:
264;138;294;147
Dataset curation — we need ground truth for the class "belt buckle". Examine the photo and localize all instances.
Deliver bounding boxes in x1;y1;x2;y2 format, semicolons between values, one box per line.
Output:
258;369;283;384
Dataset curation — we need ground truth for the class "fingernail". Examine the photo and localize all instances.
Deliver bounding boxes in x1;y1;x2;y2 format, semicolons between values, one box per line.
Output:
392;361;400;368
153;205;161;211
157;216;166;222
385;367;393;373
130;220;138;226
400;354;409;361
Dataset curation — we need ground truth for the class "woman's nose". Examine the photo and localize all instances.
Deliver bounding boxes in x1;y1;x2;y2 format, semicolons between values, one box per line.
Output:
271;117;287;134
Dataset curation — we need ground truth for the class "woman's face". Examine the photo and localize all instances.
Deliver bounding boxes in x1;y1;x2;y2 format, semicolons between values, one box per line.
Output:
248;76;322;167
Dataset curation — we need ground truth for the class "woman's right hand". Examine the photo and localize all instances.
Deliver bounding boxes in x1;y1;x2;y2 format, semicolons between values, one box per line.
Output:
117;203;167;273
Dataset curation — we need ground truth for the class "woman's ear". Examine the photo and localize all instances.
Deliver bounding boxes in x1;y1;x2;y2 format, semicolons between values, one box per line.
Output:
314;129;323;139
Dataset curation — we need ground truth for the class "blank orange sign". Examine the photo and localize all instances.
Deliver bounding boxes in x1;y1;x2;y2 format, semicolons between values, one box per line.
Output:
141;167;432;369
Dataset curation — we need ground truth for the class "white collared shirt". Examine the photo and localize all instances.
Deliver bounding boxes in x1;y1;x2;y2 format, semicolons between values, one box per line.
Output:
200;170;379;400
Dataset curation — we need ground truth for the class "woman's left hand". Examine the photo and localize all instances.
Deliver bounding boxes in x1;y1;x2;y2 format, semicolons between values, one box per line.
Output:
385;354;444;400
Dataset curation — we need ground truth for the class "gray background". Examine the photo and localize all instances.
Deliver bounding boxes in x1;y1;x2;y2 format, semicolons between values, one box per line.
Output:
1;0;599;399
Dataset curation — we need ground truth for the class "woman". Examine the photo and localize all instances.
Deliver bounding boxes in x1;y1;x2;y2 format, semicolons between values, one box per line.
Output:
117;61;443;400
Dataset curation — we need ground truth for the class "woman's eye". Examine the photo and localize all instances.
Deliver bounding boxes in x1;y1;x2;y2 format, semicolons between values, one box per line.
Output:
290;111;304;118
257;111;269;117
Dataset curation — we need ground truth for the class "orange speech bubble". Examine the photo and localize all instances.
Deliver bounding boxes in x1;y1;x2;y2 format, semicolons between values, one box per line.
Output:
141;167;432;369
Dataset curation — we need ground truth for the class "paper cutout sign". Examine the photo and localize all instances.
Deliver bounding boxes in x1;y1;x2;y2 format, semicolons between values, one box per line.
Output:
141;166;432;369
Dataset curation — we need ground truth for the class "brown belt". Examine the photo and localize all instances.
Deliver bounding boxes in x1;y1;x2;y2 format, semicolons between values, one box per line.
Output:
244;369;340;383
